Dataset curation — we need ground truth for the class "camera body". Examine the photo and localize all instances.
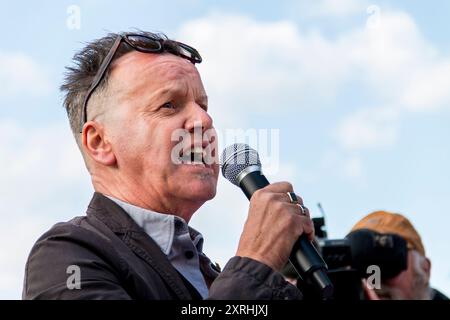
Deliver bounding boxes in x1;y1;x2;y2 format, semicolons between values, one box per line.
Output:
289;216;408;300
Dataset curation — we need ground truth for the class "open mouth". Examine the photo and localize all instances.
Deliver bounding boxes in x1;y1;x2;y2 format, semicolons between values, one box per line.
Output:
179;146;209;167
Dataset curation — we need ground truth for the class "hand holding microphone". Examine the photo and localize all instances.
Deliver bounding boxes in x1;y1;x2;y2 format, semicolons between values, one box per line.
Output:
235;181;315;272
221;144;333;299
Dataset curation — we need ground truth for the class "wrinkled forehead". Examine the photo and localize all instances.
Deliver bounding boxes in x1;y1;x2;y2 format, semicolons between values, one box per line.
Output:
110;51;202;93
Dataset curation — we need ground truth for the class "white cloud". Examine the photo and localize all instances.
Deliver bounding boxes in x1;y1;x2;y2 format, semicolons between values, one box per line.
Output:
318;149;367;184
345;12;432;90
0;120;90;208
401;60;450;112
0;217;55;299
178;10;450;151
0;120;91;299
343;155;363;179
177;13;351;128
336;107;399;150
298;0;367;18
331;11;450;150
0;52;52;98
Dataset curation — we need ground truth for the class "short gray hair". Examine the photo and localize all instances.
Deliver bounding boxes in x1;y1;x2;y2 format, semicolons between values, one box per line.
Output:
60;30;168;146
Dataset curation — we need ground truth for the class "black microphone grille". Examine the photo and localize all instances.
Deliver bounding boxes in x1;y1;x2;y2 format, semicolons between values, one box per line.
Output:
220;143;261;186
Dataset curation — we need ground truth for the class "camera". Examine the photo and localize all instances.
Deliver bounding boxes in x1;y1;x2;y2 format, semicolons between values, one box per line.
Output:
283;209;409;300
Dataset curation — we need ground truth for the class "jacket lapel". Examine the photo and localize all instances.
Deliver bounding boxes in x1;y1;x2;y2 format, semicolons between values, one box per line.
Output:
86;192;193;300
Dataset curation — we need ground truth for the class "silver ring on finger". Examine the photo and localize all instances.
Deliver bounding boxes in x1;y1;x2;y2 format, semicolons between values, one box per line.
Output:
299;204;307;216
286;192;299;204
287;192;307;215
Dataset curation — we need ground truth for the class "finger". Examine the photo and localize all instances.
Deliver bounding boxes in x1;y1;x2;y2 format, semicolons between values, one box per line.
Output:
263;181;294;193
257;192;296;205
291;214;315;240
301;216;315;241
300;204;310;218
362;279;380;300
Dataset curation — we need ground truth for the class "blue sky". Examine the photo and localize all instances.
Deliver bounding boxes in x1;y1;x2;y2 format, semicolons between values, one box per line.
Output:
1;0;449;299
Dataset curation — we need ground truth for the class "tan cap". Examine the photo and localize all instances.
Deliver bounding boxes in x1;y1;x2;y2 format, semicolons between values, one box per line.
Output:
351;210;425;256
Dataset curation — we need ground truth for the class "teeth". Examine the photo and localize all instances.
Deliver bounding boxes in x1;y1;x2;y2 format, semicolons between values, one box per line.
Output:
192;146;204;154
180;146;206;166
191;152;202;163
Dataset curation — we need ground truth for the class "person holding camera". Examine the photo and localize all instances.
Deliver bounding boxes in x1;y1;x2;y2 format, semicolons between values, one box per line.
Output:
352;211;448;300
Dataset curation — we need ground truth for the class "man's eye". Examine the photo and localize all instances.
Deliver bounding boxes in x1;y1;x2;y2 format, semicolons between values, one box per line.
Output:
161;102;176;109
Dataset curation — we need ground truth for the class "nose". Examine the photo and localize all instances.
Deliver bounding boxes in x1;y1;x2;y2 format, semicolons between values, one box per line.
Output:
185;103;213;133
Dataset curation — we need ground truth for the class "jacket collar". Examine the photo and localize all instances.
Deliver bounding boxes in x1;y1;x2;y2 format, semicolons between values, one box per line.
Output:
86;192;194;300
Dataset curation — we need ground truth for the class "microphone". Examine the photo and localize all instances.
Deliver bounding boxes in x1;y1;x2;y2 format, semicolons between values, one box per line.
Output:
220;143;334;299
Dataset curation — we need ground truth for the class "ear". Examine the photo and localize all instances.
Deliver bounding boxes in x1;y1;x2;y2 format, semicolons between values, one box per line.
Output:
82;121;116;166
423;256;431;281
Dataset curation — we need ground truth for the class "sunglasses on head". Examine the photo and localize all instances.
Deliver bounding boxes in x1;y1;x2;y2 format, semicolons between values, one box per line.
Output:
79;33;202;132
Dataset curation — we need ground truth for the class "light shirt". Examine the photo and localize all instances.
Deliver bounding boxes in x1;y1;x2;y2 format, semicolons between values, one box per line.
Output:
106;196;219;298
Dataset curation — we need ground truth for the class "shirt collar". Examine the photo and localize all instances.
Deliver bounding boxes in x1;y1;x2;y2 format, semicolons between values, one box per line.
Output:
105;195;203;255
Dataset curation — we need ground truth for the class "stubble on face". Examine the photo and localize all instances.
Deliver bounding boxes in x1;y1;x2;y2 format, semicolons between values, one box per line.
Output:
375;250;430;300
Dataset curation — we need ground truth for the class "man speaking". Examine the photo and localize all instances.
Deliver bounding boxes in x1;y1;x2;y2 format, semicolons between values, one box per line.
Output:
23;31;314;299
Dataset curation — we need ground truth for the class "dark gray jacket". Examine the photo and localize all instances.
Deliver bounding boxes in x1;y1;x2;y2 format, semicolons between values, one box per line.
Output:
23;192;302;300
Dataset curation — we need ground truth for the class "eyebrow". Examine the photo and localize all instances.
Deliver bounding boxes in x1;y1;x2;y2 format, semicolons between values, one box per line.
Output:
146;86;208;107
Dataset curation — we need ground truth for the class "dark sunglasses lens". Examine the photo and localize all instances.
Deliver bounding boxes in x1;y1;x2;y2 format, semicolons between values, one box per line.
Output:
126;35;162;52
176;43;202;63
